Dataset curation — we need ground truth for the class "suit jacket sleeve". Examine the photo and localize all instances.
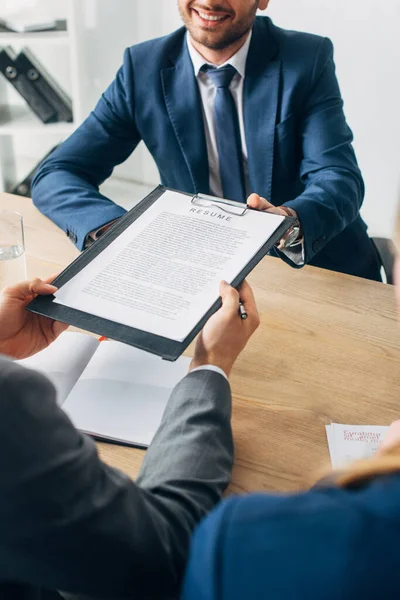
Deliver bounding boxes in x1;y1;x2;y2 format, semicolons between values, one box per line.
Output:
0;357;233;599
283;37;365;263
31;48;140;250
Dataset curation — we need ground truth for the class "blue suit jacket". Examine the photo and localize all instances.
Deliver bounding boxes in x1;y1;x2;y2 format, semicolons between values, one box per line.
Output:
32;17;380;279
182;474;400;599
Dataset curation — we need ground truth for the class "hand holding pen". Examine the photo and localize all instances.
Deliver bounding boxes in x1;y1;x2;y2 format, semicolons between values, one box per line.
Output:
239;301;248;320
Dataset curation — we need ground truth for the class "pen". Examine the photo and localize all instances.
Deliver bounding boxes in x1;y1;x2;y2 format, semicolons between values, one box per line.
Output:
239;301;248;320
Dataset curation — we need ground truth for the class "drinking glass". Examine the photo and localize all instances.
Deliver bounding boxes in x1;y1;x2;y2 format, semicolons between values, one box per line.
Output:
0;211;27;289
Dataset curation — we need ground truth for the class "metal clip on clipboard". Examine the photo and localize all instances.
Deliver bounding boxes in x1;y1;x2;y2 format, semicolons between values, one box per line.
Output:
191;193;248;216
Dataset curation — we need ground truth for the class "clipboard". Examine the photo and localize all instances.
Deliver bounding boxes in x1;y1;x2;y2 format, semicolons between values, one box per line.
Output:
27;185;294;361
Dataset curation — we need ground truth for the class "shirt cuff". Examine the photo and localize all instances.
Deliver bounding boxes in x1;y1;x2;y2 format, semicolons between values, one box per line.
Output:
280;238;305;266
85;219;119;248
190;365;228;381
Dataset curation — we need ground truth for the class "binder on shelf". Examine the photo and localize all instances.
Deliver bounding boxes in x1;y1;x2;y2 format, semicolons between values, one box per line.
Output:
9;144;60;197
16;48;73;123
0;46;57;124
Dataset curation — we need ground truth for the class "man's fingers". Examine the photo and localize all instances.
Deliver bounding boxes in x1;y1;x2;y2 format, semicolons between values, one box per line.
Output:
265;206;288;217
52;320;69;338
44;274;59;286
247;193;274;211
247;194;288;217
30;278;58;296
1;278;57;303
238;280;257;312
219;280;240;313
238;281;260;328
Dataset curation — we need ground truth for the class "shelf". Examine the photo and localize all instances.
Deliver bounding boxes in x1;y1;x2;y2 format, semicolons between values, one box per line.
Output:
0;105;76;135
0;31;70;45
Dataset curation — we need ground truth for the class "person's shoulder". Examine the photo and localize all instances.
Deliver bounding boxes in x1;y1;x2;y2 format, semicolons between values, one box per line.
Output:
185;481;400;598
193;477;400;557
256;16;333;58
125;26;187;66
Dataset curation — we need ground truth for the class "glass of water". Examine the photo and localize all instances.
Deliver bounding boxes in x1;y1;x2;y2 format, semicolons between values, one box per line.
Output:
0;211;27;289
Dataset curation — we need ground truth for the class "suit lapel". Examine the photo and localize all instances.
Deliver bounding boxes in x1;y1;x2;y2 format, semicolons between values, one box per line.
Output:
244;19;280;202
161;42;210;194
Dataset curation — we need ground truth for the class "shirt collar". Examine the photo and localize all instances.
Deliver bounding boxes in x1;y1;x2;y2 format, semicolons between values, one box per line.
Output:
186;30;252;79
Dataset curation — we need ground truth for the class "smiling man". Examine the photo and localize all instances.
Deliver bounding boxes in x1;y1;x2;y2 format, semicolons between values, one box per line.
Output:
32;1;382;281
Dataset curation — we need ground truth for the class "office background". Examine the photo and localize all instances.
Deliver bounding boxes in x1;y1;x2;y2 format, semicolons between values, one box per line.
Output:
1;0;399;238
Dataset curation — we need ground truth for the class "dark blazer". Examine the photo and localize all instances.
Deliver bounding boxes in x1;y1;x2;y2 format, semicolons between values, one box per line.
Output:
32;17;380;280
0;357;232;600
182;474;400;599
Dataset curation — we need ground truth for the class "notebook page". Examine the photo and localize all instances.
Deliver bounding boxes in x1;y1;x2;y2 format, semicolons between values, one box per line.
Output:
54;190;284;342
62;340;191;447
325;424;337;467
326;423;389;469
16;331;99;405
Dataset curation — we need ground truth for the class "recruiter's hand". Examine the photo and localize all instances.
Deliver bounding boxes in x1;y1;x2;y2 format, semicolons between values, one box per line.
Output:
190;280;260;378
0;277;68;360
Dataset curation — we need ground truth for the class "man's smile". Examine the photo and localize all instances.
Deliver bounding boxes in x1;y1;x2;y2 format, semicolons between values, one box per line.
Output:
191;6;232;28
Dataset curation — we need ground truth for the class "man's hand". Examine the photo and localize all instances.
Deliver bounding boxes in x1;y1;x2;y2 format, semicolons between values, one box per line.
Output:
247;193;295;217
247;193;300;249
190;280;260;378
0;277;69;360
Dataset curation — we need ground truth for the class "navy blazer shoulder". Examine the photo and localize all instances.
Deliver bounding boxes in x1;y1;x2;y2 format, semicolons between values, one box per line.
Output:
182;473;400;599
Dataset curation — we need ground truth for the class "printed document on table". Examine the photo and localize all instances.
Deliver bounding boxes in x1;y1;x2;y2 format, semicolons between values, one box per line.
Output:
325;423;389;469
54;190;284;341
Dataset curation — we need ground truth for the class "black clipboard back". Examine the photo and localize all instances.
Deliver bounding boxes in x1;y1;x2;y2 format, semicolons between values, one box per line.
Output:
27;186;294;361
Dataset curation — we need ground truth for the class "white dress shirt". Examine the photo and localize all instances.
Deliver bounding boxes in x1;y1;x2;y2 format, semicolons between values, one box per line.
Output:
186;32;304;265
186;31;251;200
191;365;228;381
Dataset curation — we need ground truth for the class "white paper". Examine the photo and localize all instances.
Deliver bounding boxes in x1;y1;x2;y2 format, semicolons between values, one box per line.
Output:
325;425;336;467
62;341;191;447
54;190;284;341
16;332;99;405
326;423;389;469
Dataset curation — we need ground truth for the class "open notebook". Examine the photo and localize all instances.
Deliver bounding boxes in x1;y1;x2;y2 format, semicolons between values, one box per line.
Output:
17;332;191;447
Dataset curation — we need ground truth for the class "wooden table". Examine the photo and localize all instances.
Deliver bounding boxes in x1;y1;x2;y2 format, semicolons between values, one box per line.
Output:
2;193;400;493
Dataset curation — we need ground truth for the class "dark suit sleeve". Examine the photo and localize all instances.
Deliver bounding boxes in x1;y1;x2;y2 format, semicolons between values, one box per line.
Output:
284;37;365;263
0;358;232;599
31;48;141;250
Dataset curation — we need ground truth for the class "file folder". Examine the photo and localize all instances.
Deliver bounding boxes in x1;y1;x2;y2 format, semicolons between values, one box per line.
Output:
0;47;57;124
10;145;60;197
16;48;73;122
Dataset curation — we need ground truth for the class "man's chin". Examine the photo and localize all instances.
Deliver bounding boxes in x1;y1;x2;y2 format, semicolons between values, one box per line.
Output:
195;36;231;51
190;28;246;51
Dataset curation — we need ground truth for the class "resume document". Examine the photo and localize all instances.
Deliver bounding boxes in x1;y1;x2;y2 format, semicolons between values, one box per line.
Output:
54;190;285;341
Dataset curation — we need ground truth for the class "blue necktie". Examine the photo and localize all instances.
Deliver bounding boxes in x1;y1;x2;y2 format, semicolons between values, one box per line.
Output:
204;64;246;203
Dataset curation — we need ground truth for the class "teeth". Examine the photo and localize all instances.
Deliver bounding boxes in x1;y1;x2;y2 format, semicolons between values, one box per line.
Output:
198;11;225;21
